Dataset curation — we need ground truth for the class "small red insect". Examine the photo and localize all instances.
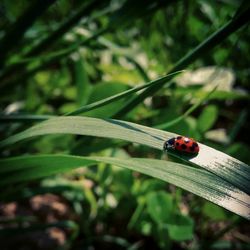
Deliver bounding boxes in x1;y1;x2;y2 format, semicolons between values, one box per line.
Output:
163;136;199;154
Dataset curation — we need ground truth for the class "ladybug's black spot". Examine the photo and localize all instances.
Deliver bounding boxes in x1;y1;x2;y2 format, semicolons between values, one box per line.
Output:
176;142;179;146
181;144;187;149
189;146;195;151
177;136;182;140
193;142;198;147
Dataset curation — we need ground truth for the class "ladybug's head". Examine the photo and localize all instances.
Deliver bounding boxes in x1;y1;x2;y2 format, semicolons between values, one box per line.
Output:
163;138;175;151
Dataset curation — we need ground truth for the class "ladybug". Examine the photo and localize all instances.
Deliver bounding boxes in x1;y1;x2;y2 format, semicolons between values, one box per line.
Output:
163;136;199;154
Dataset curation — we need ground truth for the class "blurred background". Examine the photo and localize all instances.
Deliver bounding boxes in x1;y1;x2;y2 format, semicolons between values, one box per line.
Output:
0;0;249;249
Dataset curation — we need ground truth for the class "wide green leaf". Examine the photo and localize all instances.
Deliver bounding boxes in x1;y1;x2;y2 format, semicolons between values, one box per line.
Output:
83;81;129;118
164;214;194;241
0;154;249;220
0;116;249;195
197;105;218;133
146;191;173;224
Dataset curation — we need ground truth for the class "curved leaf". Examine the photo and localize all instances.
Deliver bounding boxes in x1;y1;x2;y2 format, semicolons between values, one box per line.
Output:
65;71;181;116
0;155;249;220
0;116;249;194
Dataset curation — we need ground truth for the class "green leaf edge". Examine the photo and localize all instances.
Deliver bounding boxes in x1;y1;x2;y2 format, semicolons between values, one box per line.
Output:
0;116;249;194
0;154;249;220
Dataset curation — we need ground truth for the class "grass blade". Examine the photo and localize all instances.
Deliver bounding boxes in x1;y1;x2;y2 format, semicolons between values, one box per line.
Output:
112;7;250;118
0;116;249;194
0;154;249;220
0;0;173;91
65;71;182;115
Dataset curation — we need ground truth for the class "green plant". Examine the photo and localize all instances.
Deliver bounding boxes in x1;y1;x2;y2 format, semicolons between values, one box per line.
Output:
0;0;249;249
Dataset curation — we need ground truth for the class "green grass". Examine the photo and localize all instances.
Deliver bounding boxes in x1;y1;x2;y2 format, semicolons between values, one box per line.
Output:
1;154;249;220
1;116;249;218
0;1;249;249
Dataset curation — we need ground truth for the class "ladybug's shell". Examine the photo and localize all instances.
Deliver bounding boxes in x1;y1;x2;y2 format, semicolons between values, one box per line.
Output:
174;136;199;153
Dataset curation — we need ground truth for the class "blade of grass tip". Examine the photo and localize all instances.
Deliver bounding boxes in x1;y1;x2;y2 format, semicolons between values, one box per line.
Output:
0;116;249;194
155;85;218;130
111;78;170;119
0;0;57;67
65;71;182;116
0;155;249;219
112;6;250;119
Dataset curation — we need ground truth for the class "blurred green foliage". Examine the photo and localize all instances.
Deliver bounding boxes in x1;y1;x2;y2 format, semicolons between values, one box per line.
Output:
0;0;249;249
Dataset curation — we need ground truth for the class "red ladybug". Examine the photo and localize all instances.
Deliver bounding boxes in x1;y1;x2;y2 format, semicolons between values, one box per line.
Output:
163;136;199;154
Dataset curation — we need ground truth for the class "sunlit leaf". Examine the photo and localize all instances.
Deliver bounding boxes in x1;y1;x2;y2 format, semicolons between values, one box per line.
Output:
1;116;249;195
0;154;249;219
